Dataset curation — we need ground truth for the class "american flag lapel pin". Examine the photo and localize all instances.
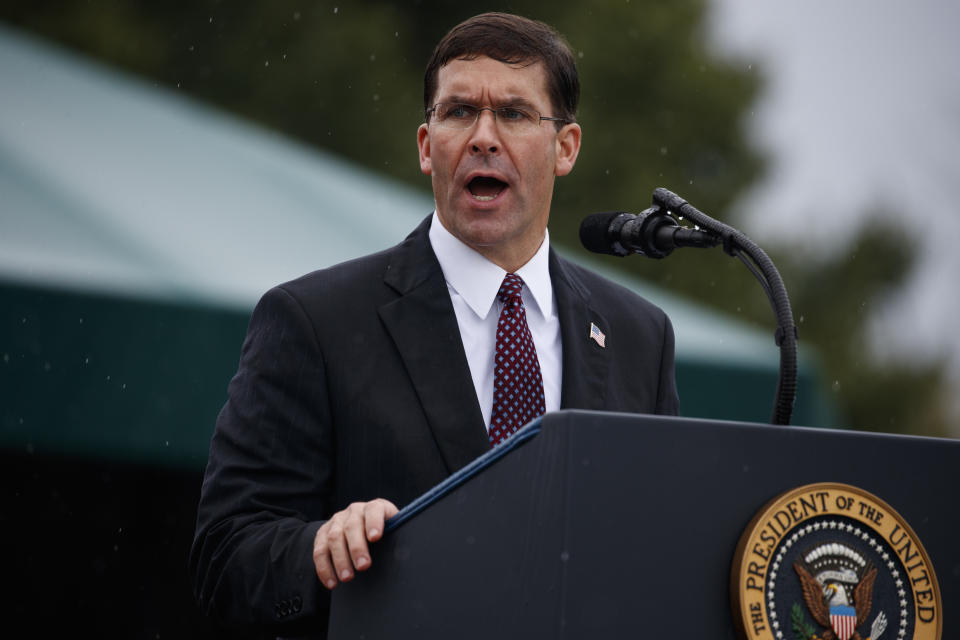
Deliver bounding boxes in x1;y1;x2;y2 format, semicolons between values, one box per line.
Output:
589;322;606;348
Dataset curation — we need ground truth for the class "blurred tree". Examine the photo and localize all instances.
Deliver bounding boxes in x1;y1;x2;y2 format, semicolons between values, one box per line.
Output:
1;0;952;436
761;220;954;438
0;0;761;205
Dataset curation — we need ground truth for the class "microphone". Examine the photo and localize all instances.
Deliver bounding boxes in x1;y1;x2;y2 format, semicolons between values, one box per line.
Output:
579;207;718;259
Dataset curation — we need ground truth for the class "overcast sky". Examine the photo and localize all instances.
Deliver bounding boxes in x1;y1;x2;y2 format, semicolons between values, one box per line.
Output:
708;0;960;385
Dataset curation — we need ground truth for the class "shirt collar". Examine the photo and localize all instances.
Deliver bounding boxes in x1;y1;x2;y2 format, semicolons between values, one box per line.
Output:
428;211;554;321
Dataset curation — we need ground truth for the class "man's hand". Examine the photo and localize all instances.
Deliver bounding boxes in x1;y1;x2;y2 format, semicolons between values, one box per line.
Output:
313;498;399;590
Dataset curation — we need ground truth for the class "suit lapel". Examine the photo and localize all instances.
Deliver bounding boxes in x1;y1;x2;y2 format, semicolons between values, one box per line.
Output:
379;218;491;473
550;251;609;410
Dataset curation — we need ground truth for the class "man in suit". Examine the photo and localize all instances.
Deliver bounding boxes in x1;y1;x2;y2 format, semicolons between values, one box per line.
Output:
191;12;679;637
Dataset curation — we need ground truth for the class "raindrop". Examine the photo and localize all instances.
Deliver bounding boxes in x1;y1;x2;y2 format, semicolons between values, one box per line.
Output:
560;551;570;562
369;54;376;62
79;318;84;324
578;51;584;59
832;380;841;392
293;11;301;20
121;383;127;390
43;362;51;372
333;7;339;14
165;440;170;447
2;353;8;363
659;146;668;155
799;315;805;323
264;60;270;67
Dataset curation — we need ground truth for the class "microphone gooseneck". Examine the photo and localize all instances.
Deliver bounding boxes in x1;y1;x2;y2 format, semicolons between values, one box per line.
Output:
579;189;798;426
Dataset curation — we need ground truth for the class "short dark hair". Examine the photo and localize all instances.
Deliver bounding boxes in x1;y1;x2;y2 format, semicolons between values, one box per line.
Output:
423;13;580;124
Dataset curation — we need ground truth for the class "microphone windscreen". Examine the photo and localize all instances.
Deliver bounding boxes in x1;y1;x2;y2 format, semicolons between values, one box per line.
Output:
579;212;624;255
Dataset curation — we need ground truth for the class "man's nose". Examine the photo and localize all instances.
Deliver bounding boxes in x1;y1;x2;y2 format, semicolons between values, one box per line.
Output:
469;109;501;155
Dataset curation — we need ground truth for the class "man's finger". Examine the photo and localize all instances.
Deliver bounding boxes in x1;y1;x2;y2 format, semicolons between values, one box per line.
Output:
312;525;338;590
343;504;372;571
324;518;355;583
363;499;399;542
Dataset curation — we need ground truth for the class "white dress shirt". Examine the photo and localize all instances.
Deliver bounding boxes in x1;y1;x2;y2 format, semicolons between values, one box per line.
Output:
428;212;562;431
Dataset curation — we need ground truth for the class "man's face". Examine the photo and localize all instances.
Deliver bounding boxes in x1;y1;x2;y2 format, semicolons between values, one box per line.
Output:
417;56;581;271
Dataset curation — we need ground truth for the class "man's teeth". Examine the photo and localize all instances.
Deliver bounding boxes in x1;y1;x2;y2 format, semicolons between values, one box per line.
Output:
467;176;506;201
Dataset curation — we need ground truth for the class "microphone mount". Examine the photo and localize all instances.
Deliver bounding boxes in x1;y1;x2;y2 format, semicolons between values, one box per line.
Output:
605;207;719;259
585;188;799;426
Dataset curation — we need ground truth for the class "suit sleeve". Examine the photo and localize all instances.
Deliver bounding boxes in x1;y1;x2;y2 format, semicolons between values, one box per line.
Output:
655;313;681;416
190;285;333;633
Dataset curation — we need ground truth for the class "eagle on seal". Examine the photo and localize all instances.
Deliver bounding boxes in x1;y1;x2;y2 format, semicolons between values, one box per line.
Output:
793;541;886;640
794;561;877;640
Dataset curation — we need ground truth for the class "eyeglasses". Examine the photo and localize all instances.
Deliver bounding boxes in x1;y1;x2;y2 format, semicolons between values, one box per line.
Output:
426;102;570;133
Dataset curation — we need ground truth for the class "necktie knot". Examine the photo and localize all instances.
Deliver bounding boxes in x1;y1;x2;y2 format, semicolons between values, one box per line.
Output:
497;273;525;305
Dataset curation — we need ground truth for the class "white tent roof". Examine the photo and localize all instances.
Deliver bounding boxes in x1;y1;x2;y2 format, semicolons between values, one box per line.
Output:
1;23;433;308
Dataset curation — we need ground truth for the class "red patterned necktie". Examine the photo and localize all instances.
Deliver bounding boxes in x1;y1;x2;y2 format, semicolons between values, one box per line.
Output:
489;273;546;446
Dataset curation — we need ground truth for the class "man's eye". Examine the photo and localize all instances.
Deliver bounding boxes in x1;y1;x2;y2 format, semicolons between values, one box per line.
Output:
445;104;476;119
499;108;531;121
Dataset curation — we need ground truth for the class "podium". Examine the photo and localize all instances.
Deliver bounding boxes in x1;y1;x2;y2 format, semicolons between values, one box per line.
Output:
329;410;958;638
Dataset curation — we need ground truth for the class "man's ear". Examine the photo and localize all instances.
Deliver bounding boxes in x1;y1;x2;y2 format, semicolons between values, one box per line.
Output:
554;123;582;177
417;123;432;176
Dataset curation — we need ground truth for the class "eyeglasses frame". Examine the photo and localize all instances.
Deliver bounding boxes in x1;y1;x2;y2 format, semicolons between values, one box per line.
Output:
425;102;571;130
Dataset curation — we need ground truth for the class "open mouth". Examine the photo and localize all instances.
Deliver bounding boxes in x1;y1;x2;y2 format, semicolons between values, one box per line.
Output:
467;176;508;202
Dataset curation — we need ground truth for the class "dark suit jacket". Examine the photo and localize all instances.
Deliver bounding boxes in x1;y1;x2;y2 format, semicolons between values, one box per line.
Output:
190;216;679;636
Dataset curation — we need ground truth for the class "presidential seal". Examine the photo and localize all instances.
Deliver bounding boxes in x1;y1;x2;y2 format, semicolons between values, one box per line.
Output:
731;483;941;640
